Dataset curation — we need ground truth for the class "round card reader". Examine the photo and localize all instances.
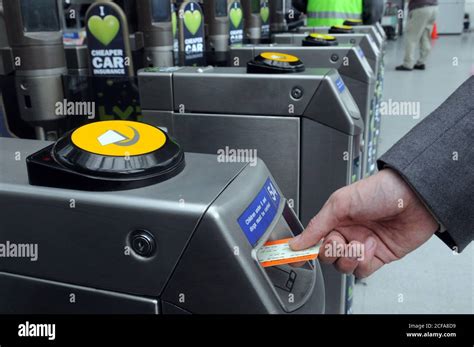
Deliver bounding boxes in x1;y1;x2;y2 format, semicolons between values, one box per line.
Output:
302;33;338;47
26;120;185;191
343;19;363;27
247;52;305;73
329;25;355;34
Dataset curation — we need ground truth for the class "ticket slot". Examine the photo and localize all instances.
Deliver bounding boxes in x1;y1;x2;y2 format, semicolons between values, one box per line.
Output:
254;202;316;312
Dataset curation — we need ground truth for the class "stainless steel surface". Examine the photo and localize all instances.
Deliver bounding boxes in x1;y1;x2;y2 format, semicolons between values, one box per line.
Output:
298;25;384;50
0;137;325;313
230;44;376;177
138;66;363;314
241;0;262;43
272;32;381;76
204;0;230;52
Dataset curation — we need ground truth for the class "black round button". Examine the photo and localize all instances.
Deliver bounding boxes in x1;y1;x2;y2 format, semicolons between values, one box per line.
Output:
302;33;338;47
130;230;156;257
343;19;363;27
329;25;355;34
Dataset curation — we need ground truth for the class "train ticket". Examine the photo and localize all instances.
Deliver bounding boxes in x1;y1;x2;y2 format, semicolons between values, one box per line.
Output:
257;238;321;267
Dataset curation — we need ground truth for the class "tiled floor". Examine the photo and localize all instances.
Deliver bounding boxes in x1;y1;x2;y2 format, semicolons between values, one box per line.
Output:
352;32;474;314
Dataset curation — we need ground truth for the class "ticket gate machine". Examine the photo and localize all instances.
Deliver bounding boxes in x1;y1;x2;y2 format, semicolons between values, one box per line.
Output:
241;0;262;43
270;32;383;176
298;25;384;51
137;54;364;313
203;0;231;65
272;32;381;78
342;19;387;45
0;122;325;314
230;41;376;178
292;26;385;174
1;0;67;140
136;0;175;67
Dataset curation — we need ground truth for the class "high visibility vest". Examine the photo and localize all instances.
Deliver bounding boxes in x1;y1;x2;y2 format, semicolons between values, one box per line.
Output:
306;0;363;27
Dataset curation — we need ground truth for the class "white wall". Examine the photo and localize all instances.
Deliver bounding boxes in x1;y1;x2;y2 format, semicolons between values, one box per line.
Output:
466;0;474;29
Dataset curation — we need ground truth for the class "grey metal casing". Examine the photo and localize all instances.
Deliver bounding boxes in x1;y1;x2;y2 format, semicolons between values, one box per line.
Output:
271;31;386;177
2;1;66;71
0;48;14;76
269;0;289;33
64;45;90;76
241;0;262;43
136;0;174;67
0;137;324;314
271;32;381;77
2;0;67;136
229;44;375;178
297;25;384;50
0;1;6;49
138;66;362;224
203;0;231;52
13;70;66;125
374;21;387;41
138;66;362;314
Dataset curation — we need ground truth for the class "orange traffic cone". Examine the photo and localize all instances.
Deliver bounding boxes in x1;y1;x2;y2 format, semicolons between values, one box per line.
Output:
432;22;438;39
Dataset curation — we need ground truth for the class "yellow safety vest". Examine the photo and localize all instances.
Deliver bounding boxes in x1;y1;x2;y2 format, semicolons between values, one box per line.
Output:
307;0;363;27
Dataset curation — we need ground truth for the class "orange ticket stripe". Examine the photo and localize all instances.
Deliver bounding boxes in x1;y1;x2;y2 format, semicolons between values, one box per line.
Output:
260;253;318;268
264;237;294;246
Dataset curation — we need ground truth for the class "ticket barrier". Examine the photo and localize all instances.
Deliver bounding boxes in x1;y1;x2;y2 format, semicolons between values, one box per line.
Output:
341;19;387;45
298;24;384;51
336;21;385;169
0;121;325;314
272;32;380;78
294;24;386;174
270;31;383;176
137;53;364;313
230;38;376;177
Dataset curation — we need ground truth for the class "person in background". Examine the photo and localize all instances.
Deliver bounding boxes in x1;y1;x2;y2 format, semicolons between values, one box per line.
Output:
396;0;439;71
363;0;385;24
290;76;473;277
292;0;384;26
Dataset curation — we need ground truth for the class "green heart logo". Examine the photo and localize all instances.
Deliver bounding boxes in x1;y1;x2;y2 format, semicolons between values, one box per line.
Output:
88;15;120;46
172;11;177;37
229;7;243;28
260;6;269;23
183;10;202;36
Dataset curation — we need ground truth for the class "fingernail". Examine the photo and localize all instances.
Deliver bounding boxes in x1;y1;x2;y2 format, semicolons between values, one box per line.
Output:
289;234;301;247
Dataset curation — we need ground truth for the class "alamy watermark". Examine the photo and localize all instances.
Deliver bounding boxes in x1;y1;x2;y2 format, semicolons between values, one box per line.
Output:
217;146;258;167
379;99;421;120
324;240;365;261
18;321;55;341
0;241;38;261
55;99;95;119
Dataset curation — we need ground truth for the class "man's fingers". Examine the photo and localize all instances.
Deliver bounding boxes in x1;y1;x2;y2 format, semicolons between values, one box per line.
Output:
290;189;350;251
334;241;362;274
290;230;346;268
335;256;359;274
354;237;382;278
319;230;347;264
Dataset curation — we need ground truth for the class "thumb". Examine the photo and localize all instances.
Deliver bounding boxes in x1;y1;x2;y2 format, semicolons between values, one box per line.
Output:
290;190;347;251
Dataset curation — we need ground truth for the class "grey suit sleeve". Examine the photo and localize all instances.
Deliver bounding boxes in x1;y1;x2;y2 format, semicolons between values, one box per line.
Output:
377;76;474;252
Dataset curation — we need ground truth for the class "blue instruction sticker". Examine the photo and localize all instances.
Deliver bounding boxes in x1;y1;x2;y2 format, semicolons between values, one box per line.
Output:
335;77;346;93
238;178;281;246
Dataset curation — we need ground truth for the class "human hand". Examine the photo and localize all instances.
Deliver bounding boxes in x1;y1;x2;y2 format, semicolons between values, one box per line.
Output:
290;169;439;277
